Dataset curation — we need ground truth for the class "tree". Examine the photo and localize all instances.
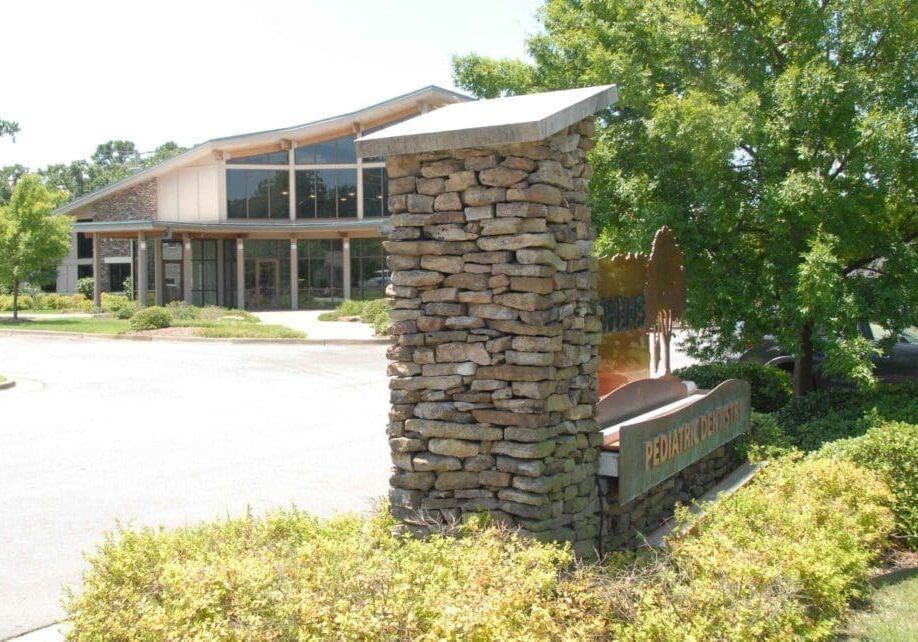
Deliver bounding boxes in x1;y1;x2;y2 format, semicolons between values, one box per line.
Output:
453;0;918;395
0;164;28;204
0;175;71;319
0;119;18;140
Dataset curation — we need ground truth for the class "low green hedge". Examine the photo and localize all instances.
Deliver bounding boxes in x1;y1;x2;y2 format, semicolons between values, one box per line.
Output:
130;306;172;331
674;361;793;413
813;421;918;549
65;457;894;640
319;298;389;334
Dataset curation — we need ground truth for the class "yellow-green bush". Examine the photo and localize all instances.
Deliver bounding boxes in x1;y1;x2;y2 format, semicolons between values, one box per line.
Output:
605;458;894;641
813;421;918;549
0;292;92;312
65;511;605;641
65;458;894;641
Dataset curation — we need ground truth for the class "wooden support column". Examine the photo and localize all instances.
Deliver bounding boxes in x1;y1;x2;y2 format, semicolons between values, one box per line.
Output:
137;233;148;308
290;238;299;310
183;236;193;305
236;238;245;310
92;233;102;311
154;239;164;306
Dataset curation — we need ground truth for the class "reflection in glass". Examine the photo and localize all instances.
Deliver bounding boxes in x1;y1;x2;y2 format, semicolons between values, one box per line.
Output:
226;150;288;165
362;167;388;217
350;238;387;300
294;135;357;165
243;240;291;310
226;170;289;219
297;239;343;307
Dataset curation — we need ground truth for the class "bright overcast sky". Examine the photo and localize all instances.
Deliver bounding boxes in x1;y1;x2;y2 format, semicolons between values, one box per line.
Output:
0;0;543;170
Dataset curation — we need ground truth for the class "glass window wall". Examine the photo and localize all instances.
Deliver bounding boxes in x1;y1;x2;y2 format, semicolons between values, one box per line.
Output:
296;169;357;219
226;150;288;165
350;238;387;300
362;167;388;217
223;240;237;309
294;135;357;165
297;239;343;308
227;169;289;219
244;240;291;310
191;240;218;306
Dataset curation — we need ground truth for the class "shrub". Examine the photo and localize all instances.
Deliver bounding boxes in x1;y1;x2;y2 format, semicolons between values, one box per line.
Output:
604;458;894;640
65;511;605;641
675;361;793;412
767;384;918;452
76;277;94;300
100;293;132;315
114;303;137;320
130;306;171;331
165;300;198;322
813;421;918;549
319;298;390;335
34;293;93;312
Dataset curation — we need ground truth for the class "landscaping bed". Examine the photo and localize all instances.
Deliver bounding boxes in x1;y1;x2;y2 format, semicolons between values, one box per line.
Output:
64;378;918;640
318;298;389;335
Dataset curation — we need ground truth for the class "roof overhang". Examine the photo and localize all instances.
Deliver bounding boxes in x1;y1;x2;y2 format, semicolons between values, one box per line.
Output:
356;85;618;158
72;218;390;239
55;85;471;217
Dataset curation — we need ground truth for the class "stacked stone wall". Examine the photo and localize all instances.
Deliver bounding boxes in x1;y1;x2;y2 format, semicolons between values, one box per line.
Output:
76;180;157;291
600;443;736;550
384;119;602;553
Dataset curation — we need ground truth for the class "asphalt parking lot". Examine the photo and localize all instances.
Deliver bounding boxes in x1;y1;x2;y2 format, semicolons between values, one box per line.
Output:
0;334;389;639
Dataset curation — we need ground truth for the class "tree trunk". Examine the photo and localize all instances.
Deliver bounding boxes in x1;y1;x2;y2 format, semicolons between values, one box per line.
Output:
12;279;18;321
794;321;815;396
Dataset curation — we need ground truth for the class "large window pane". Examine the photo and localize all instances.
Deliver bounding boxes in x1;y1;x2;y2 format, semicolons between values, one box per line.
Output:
191;240;218;306
316;169;337;217
297;239;343;307
337;169;357;218
295;170;317;219
362;167;388;217
350;238;387;300
76;232;94;259
337;136;357;164
226;169;289;219
226;150;288;165
243;240;291;310
294;135;357;165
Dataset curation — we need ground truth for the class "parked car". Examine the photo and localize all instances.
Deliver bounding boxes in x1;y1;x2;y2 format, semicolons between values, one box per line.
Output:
361;270;390;288
739;323;918;385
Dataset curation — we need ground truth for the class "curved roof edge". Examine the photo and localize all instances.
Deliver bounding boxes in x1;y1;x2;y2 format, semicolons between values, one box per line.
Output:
56;85;471;216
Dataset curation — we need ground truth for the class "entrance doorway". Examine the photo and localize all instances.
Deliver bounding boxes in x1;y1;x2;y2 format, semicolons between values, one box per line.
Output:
162;241;184;304
255;259;280;308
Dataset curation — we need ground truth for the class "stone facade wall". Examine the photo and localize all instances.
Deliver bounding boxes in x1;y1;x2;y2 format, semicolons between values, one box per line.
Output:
79;180;157;291
600;443;736;550
384;119;603;554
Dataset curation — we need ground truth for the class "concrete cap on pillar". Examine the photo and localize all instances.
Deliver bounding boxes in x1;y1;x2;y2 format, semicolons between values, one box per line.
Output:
355;84;617;158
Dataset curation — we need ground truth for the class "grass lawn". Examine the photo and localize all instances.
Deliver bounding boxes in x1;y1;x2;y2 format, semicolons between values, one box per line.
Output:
0;317;131;334
842;569;918;640
196;323;305;339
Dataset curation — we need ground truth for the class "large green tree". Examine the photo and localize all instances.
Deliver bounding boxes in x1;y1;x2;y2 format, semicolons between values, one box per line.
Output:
454;0;918;394
0;175;71;319
0;119;18;140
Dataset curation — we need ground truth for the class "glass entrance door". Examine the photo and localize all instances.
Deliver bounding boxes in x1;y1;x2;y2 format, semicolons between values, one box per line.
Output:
255;259;280;308
162;241;184;304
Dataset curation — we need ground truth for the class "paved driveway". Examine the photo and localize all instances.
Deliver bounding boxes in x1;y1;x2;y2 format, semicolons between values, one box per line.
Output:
0;335;389;639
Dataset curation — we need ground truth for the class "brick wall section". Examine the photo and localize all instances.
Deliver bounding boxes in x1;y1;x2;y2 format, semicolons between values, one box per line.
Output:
600;443;736;550
80;180;157;291
384;119;602;555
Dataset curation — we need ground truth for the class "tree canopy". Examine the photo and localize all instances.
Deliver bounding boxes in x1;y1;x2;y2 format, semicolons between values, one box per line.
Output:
0;119;18;140
0;174;71;318
453;0;918;393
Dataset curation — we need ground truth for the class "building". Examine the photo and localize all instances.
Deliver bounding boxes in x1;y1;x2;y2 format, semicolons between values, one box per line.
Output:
53;86;469;310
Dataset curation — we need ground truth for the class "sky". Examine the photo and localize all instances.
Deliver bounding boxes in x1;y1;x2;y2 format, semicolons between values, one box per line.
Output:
0;0;543;170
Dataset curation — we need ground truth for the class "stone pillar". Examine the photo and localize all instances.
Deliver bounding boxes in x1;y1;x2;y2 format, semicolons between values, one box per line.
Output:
154;239;164;306
384;119;601;554
137;233;148;308
183;236;193;305
236;239;245;310
290;238;299;310
92;233;102;311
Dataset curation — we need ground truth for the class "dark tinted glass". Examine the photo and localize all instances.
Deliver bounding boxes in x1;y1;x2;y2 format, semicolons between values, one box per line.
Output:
316;169;337;217
226;170;289;219
362;167;388;217
226;150;288;165
295;170;317;218
337;169;357;217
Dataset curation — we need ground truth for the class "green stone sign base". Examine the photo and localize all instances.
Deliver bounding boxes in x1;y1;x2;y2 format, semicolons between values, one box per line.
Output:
617;379;751;504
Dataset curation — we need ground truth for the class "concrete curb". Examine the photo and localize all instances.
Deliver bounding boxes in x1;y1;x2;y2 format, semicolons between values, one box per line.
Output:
5;621;66;642
0;378;16;390
0;329;389;346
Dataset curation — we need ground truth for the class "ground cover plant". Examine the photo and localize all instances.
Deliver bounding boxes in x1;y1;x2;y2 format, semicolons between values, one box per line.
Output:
64;455;895;641
319;298;389;334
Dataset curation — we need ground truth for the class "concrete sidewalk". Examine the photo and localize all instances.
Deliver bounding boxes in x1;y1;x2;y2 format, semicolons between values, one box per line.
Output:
255;310;384;342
